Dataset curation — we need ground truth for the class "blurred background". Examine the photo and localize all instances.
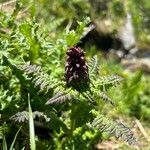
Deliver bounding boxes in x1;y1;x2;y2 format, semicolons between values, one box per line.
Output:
1;0;150;69
0;0;150;149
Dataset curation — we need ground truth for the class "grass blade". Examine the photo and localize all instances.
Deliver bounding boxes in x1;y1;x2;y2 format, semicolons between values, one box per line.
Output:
9;127;21;150
28;94;36;150
3;136;8;150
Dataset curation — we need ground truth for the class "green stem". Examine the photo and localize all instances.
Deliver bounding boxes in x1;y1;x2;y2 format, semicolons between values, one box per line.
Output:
70;101;75;136
70;101;76;150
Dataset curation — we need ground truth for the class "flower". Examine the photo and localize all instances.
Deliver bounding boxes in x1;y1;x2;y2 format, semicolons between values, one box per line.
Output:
65;46;90;91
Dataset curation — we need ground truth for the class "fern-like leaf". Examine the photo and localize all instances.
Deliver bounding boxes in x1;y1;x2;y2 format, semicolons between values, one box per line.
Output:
99;92;114;106
82;92;97;105
32;111;50;122
88;55;99;77
85;89;114;106
46;91;73;105
97;75;123;91
19;63;59;94
10;111;50;123
10;111;28;123
92;115;136;145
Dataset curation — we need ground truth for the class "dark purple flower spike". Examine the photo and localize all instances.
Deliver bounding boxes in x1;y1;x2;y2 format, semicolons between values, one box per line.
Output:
65;46;90;92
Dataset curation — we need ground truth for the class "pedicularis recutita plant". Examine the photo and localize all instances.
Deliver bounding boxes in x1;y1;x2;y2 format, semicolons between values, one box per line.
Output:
1;16;136;149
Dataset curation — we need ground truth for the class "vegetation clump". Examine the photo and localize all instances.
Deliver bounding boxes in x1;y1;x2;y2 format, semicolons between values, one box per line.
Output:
0;0;150;149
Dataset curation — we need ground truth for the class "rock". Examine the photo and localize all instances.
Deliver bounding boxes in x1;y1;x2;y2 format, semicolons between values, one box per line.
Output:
121;58;150;73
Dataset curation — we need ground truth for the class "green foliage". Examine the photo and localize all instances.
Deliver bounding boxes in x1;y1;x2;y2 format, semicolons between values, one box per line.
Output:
88;55;99;79
19;63;59;95
92;115;136;145
11;110;50;123
100;58;150;123
46;91;73;105
1;0;150;46
94;75;123;91
60;127;101;150
117;72;150;121
2;127;21;150
2;1;150;149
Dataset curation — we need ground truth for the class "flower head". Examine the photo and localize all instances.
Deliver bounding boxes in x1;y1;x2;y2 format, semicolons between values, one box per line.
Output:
65;46;90;91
